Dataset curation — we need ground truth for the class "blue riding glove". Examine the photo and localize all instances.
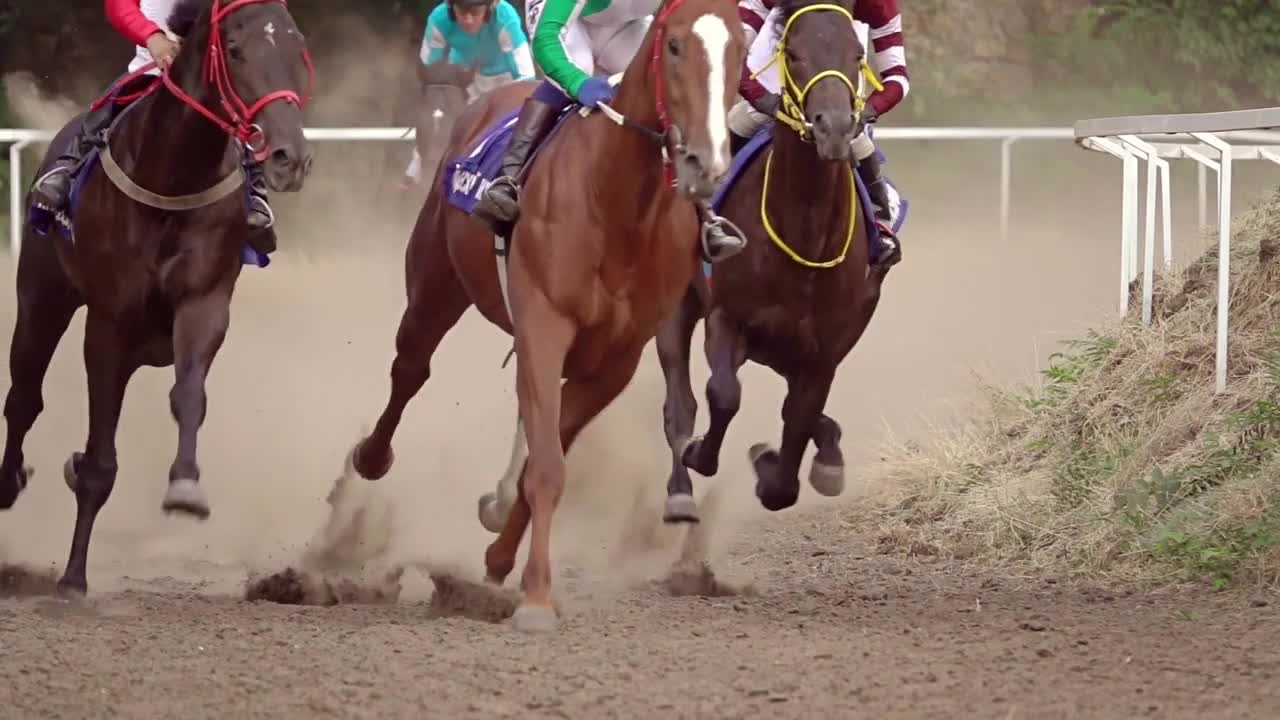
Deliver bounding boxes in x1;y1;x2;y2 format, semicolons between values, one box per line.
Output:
575;77;616;108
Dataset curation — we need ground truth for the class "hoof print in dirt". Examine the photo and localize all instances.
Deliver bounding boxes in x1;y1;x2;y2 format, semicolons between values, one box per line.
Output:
0;563;60;598
428;573;520;623
244;566;403;606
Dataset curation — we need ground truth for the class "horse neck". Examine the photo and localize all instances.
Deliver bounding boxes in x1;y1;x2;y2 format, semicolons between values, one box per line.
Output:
765;127;853;261
121;30;238;195
585;46;671;223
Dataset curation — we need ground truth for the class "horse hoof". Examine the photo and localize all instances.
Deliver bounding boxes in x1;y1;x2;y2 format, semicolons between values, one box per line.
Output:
808;460;846;497
477;492;507;533
352;440;393;481
511;603;559;634
162;478;210;520
750;444;797;512
747;442;775;466
681;435;717;476
56;576;87;598
0;465;32;510
63;452;83;493
663;493;700;524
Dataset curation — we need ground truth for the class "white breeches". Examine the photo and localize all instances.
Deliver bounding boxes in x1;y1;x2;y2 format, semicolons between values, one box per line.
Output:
525;0;652;92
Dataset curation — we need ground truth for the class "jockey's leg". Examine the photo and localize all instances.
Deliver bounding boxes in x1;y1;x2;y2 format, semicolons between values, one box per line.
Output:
851;133;900;268
473;82;570;228
29;100;116;211
241;145;275;234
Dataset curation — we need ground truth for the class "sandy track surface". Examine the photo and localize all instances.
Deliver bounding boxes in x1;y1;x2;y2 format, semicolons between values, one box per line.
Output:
4;505;1277;719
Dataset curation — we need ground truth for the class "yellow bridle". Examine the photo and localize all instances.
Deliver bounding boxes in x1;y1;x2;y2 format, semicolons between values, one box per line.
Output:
750;3;884;269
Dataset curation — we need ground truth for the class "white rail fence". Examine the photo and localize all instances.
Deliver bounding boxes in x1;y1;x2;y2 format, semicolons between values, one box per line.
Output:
1076;108;1280;394
0;125;1088;256
5;119;1280;396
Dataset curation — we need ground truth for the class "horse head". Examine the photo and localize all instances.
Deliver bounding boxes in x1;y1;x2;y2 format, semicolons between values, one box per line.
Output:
166;0;315;191
771;0;870;161
414;62;474;156
639;0;747;199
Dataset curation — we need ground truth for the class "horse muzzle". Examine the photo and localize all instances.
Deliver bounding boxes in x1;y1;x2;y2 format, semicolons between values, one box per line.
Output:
675;145;728;201
809;109;857;162
264;142;312;193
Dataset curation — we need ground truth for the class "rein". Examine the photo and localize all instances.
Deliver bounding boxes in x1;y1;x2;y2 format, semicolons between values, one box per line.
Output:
584;0;693;188
97;0;314;160
754;2;878;269
87;0;314;211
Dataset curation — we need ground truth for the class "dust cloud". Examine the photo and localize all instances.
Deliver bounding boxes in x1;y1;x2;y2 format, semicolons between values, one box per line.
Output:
2;22;1278;607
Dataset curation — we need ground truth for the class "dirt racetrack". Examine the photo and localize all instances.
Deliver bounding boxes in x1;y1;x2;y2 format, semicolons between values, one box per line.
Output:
2;128;1279;717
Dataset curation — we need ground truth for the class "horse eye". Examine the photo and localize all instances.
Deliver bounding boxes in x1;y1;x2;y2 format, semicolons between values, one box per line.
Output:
667;37;680;56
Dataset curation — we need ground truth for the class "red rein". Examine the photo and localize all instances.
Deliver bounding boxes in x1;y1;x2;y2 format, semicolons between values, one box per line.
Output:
649;0;687;186
95;0;314;160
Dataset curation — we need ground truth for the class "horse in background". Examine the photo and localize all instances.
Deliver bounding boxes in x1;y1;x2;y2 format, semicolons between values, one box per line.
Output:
344;0;746;632
655;0;896;578
0;0;314;595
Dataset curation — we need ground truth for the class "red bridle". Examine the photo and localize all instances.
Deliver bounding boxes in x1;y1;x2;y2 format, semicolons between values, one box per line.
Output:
99;0;315;159
647;0;687;186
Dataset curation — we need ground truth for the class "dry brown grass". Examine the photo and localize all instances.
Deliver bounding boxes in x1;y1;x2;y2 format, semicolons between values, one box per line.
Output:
867;187;1280;590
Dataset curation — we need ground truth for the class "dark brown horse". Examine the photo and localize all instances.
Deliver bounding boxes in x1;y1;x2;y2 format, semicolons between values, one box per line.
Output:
0;0;314;595
656;0;889;532
346;0;746;632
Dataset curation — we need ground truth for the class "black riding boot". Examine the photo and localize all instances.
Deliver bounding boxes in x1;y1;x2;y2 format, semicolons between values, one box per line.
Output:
855;152;901;267
474;96;562;228
30;100;116;211
242;148;274;233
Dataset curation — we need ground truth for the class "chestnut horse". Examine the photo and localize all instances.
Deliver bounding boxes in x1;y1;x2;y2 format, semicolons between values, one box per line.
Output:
346;0;746;632
0;0;313;595
657;0;891;534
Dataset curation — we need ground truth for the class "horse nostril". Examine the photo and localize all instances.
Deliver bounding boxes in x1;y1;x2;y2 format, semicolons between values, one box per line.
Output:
271;147;296;168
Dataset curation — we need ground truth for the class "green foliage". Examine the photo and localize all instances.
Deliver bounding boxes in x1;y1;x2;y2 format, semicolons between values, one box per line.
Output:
1034;1;1280;112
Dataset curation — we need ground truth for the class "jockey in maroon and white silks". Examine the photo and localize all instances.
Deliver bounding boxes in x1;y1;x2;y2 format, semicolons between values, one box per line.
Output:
730;0;908;264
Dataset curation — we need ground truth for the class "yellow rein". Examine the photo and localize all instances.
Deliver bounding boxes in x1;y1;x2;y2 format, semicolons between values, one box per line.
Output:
749;2;885;269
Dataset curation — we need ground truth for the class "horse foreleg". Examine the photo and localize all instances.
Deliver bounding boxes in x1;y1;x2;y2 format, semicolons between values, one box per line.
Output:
161;289;233;519
656;285;702;523
808;414;846;497
477;412;527;533
751;372;835;512
682;307;746;478
0;254;81;509
513;349;645;632
352;256;470;480
60;311;140;595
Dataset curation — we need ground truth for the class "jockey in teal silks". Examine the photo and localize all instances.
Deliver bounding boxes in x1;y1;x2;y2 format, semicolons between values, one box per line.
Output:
470;0;744;262
403;0;536;188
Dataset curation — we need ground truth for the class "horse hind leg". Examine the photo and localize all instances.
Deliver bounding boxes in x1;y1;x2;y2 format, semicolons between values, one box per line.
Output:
656;285;702;523
477;412;526;533
60;311;139;595
161;289;234;519
682;307;746;478
751;372;835;512
0;251;82;509
351;241;471;481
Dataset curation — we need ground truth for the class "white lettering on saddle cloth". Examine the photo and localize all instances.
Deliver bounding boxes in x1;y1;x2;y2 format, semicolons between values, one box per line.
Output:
451;165;492;201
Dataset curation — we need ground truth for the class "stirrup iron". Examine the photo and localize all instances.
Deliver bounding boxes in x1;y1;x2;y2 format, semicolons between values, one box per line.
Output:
700;212;747;264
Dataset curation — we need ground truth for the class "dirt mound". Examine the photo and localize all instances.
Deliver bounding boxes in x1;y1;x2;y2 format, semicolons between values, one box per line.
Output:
872;187;1280;590
0;563;60;598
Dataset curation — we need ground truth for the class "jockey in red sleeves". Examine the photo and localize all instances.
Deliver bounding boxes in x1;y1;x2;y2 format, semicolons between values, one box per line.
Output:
30;0;275;234
730;0;908;265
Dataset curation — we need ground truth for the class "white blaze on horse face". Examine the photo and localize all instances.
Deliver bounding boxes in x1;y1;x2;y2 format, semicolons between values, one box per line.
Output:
691;14;731;177
265;21;276;46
